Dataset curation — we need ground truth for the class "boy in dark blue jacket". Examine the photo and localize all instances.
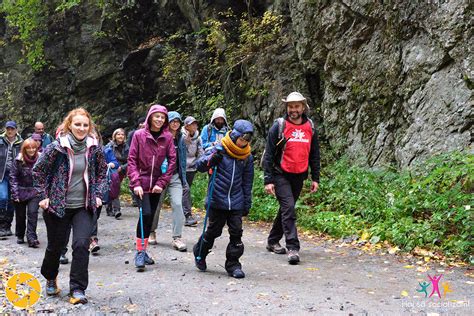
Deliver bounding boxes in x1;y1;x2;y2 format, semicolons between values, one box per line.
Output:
193;120;254;278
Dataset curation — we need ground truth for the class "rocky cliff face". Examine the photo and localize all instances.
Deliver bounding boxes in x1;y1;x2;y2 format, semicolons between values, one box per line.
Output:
0;0;472;167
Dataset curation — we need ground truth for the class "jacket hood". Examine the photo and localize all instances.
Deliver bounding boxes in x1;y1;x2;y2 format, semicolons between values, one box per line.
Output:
210;108;228;126
181;126;200;140
0;133;22;145
145;104;169;131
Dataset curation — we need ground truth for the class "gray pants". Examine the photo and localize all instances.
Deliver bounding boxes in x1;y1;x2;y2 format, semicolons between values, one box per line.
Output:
151;173;185;238
182;171;196;217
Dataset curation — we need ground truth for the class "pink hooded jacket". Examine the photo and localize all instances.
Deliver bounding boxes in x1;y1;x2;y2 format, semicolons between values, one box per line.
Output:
127;105;176;192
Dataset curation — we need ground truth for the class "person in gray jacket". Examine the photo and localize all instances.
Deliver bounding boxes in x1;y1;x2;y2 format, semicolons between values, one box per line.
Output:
181;116;204;226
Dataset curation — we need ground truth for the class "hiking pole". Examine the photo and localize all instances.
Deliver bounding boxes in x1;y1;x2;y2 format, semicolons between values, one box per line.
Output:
196;166;218;261
138;198;145;251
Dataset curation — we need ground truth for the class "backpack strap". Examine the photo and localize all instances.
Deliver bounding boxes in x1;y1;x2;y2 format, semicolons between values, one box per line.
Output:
276;117;285;140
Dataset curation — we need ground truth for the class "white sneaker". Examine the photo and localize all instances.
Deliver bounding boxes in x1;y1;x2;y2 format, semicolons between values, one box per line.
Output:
149;232;157;245
172;237;187;252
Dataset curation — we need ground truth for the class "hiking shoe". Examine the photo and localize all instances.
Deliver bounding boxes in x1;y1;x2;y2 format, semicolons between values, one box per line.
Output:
69;290;88;304
193;244;207;271
184;215;198;227
144;251;155;265
28;240;40;248
17;237;25;244
266;243;286;254
135;251;146;271
194;257;207;271
59;254;69;264
89;239;100;253
106;205;113;216
172;237;187;252
288;250;300;265
148;232;157;245
228;268;245;279
46;279;60;296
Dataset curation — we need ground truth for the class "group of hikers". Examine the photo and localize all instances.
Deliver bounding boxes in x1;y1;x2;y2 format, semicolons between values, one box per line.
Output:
0;91;320;305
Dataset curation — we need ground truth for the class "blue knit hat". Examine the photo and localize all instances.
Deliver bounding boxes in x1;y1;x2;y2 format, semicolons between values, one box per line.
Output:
167;111;182;123
230;120;253;142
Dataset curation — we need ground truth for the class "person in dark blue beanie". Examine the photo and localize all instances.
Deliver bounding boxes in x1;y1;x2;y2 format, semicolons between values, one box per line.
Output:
193;119;254;279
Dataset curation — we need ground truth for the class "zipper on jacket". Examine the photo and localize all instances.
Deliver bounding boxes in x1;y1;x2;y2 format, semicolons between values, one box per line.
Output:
228;160;236;210
150;155;155;190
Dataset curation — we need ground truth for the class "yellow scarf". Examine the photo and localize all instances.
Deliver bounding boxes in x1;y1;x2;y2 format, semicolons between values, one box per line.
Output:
221;132;251;160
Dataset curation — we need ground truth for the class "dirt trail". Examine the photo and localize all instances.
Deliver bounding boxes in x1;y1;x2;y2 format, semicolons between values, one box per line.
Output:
1;206;472;315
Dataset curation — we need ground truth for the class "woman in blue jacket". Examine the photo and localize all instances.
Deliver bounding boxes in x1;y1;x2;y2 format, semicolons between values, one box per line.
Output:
193;120;254;279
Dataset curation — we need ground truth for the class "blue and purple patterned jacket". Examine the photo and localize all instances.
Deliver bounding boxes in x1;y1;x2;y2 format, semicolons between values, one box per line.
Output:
33;135;108;218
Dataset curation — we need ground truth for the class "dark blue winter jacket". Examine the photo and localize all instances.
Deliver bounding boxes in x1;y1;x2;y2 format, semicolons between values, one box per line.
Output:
196;145;254;213
175;133;188;186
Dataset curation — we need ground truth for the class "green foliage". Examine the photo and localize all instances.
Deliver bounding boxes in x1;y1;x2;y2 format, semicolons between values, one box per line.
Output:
1;0;48;71
163;10;284;115
191;151;472;261
55;0;81;12
160;45;190;84
305;151;473;260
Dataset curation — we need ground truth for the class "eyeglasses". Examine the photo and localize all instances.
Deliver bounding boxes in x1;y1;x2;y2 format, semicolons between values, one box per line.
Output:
240;133;252;142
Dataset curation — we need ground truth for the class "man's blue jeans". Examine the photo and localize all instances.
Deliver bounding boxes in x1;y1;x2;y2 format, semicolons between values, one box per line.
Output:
0;174;15;226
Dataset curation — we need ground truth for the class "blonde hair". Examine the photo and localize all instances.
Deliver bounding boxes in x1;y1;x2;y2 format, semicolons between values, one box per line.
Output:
61;107;93;135
112;128;126;142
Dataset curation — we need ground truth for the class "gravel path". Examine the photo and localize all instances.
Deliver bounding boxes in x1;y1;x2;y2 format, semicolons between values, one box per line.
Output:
1;206;472;315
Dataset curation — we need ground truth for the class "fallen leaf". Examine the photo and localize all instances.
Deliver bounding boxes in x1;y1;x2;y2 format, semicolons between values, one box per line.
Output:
388;246;400;254
404;265;414;269
360;231;370;241
306;267;319;271
401;290;409;297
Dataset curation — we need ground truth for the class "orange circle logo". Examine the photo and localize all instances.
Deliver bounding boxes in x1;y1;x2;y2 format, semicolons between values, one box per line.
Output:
5;273;41;309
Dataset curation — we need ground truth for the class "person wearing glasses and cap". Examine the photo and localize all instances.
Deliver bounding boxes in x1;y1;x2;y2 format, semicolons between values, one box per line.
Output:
262;92;321;265
193;119;254;279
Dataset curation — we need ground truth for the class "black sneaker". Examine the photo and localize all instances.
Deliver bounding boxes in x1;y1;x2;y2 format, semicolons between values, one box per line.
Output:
228;268;245;279
288;250;300;265
114;211;122;219
266;243;286;254
60;254;69;264
184;215;198;227
106;205;113;216
135;251;146;271
69;290;88;304
17;237;25;244
144;251;155;265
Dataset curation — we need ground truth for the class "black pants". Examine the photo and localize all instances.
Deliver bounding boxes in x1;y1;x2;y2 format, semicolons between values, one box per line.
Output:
91;205;102;239
182;171;196;217
14;198;40;241
268;172;306;251
136;193;161;239
41;207;94;293
195;208;244;272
